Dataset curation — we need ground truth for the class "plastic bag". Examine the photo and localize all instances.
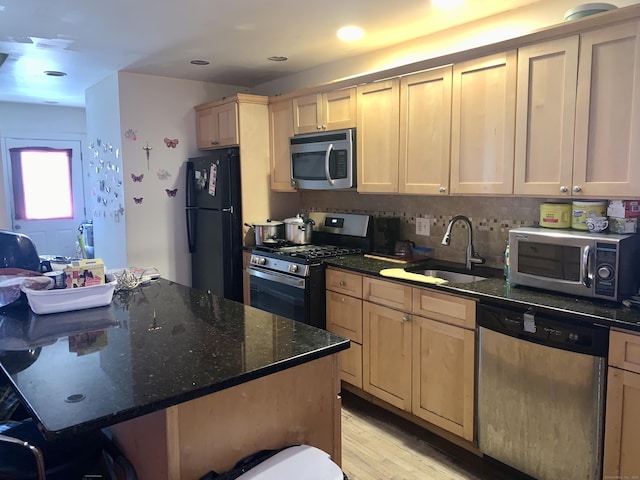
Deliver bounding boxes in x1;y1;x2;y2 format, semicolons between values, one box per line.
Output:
0;271;52;308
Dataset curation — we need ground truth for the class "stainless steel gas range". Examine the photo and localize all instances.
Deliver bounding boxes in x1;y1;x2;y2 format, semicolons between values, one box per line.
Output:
248;212;372;329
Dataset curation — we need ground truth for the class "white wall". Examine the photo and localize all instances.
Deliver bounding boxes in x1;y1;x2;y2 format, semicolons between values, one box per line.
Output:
0;102;87;230
85;71;245;285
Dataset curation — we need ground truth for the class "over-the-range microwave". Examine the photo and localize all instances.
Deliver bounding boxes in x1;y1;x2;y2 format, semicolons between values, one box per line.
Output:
289;128;355;190
509;227;640;301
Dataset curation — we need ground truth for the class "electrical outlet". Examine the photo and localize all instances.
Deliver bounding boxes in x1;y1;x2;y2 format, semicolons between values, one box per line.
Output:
416;217;430;236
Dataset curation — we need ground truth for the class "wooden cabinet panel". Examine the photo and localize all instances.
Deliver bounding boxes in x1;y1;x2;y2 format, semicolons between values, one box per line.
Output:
292;93;322;134
363;301;412;410
610;329;640;374
268;98;296;192
356;79;400;193
412;288;476;329
326;290;363;343
514;36;579;196
326;268;363;298
450;51;517;195
603;366;640;478
573;20;640;197
399;66;452;195
363;276;412;311
293;88;356;134
196;101;239;149
338;342;363;389
412;315;475;441
242;251;251;305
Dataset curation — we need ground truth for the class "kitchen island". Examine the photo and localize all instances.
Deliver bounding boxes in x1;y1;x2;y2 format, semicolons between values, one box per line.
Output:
0;279;348;479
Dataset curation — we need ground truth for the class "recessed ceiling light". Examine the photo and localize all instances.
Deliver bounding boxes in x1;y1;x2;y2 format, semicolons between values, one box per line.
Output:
190;60;210;66
44;70;67;77
337;26;365;42
268;56;288;62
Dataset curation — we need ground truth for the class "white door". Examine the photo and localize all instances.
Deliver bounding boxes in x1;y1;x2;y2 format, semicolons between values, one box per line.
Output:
4;138;85;258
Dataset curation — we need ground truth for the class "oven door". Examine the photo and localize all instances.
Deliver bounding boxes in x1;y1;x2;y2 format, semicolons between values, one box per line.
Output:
248;266;307;323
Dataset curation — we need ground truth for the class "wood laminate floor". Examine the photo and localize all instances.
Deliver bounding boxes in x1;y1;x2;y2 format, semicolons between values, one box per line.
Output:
341;391;530;480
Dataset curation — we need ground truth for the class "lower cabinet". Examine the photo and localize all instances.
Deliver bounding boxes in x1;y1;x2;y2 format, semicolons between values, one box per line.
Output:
604;329;640;477
326;267;476;442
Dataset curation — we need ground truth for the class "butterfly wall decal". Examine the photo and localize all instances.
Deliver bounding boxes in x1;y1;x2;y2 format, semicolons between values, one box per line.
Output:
164;138;179;148
133;197;143;204
165;188;178;197
131;173;144;182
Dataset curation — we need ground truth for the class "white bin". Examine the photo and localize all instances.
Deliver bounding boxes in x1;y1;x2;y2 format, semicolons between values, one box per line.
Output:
235;445;344;480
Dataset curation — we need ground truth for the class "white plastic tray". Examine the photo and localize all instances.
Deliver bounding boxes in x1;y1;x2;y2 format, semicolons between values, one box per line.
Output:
22;280;117;315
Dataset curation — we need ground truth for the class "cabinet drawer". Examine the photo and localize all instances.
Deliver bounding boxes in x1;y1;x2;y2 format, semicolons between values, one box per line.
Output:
326;291;363;343
610;329;640;374
412;288;476;329
363;277;412;311
339;342;362;389
326;268;363;298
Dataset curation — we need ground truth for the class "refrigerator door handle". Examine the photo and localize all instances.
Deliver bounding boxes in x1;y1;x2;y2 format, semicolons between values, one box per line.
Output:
186;208;197;253
221;206;233;213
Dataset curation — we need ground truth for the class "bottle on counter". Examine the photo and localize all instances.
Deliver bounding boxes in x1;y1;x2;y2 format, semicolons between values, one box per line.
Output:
503;242;510;280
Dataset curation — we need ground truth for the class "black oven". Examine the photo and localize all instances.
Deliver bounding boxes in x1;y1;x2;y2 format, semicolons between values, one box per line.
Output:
248;263;326;329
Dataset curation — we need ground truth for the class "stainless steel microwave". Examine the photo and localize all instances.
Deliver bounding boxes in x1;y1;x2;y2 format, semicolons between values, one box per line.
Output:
509;227;640;301
289;128;355;190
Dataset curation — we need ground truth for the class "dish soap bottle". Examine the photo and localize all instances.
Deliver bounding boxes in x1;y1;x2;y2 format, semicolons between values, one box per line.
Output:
503;242;510;280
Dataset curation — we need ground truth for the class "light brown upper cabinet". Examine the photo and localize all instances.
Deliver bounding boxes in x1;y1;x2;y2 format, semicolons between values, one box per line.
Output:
572;20;640;198
450;51;517;195
196;99;239;149
292;88;356;134
399;66;453;195
514;36;579;196
268;97;296;192
356;79;401;193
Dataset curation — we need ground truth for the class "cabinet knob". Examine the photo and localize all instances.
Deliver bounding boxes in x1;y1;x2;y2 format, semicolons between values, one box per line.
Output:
402;315;410;323
560;186;568;193
211;140;219;145
439;186;446;193
316;125;322;130
572;185;582;193
339;281;345;286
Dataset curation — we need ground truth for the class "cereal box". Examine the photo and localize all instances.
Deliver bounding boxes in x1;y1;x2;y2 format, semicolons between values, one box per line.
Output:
64;258;105;288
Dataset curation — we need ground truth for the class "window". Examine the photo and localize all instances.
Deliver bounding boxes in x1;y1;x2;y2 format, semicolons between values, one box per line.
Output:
9;147;74;220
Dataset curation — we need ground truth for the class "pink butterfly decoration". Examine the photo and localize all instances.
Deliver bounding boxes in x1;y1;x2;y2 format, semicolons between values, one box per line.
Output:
165;188;178;197
164;138;179;148
133;197;143;204
131;173;144;182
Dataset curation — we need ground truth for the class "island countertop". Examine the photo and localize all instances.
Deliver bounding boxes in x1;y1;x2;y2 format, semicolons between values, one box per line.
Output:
0;279;349;440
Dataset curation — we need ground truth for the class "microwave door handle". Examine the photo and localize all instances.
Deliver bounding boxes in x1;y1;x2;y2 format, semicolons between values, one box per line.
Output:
582;245;593;288
324;143;335;185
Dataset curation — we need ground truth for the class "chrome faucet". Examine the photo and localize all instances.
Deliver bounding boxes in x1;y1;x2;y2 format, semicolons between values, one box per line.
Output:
441;215;485;270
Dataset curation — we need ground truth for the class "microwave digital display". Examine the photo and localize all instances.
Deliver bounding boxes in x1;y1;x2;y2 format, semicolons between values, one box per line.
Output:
516;242;581;281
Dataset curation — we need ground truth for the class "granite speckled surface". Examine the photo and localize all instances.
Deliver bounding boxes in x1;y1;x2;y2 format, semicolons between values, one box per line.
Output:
324;256;640;332
0;279;349;440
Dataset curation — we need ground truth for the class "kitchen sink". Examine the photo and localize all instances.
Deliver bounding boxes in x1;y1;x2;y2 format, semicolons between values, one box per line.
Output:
412;269;487;284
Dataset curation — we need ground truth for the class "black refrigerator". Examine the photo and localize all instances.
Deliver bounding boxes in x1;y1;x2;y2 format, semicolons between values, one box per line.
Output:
186;148;243;302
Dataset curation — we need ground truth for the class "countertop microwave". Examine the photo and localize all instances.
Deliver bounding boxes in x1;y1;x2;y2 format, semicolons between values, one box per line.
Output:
509;227;640;301
289;128;355;190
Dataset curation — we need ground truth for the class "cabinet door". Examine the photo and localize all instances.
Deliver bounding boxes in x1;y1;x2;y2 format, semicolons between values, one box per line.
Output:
363;276;411;311
412;315;475;441
293;93;322;134
514;36;579;197
363;302;411;410
196;102;239;149
242;251;251;305
412;288;476;330
573;20;640;197
326;290;363;343
356;79;400;193
399;66;452;195
323;88;356;131
603;367;640;478
268;98;296;192
326;268;363;298
450;51;517;195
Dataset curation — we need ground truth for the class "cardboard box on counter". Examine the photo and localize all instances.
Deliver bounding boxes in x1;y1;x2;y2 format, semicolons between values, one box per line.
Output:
607;200;640;218
64;258;105;288
609;217;638;234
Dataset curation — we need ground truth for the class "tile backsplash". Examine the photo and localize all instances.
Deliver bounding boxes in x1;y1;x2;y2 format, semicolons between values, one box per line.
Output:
299;191;546;269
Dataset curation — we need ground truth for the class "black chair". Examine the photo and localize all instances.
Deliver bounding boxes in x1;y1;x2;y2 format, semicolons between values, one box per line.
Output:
0;419;137;480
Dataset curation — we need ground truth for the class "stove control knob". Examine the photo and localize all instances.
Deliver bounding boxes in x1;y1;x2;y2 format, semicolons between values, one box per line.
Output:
289;264;298;273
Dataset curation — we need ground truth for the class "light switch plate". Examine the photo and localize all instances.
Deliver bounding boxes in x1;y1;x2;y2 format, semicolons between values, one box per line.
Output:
416;217;430;236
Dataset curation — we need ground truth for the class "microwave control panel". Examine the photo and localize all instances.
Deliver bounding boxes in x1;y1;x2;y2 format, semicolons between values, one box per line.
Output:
594;242;617;297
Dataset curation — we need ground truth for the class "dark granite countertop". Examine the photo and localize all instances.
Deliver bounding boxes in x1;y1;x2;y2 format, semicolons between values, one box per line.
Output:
324;256;640;332
0;279;349;440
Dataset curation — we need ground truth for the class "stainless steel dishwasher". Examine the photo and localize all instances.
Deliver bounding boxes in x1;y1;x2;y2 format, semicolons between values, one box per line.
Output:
477;302;609;480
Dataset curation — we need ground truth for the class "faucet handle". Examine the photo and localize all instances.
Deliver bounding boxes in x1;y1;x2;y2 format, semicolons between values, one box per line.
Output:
470;252;485;265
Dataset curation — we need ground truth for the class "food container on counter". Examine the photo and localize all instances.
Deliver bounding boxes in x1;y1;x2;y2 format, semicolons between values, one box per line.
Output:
539;203;571;229
571;200;607;230
21;279;117;314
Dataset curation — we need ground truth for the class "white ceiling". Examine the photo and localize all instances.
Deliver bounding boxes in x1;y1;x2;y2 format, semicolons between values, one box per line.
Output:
0;0;631;107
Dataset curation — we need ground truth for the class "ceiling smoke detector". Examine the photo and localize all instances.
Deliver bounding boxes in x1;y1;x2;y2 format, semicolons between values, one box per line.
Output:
190;60;210;65
267;56;288;62
44;70;67;77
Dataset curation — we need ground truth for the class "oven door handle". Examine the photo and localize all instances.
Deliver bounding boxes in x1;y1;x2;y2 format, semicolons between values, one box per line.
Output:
248;266;306;289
